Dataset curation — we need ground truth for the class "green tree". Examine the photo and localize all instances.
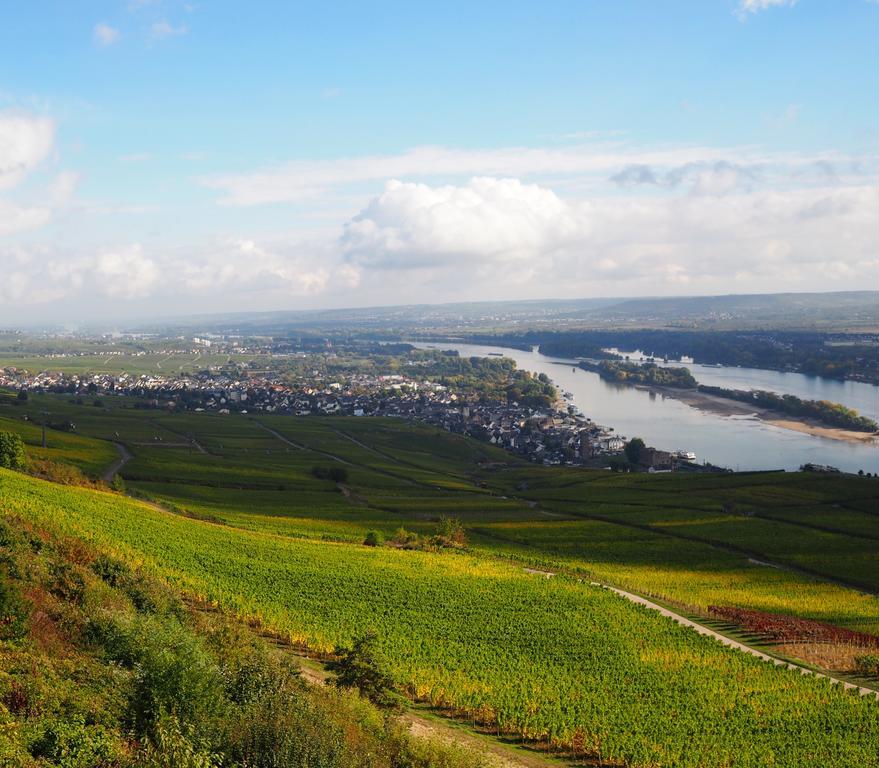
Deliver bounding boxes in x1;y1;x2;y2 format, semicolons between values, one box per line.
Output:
0;431;26;470
624;437;645;465
326;632;400;709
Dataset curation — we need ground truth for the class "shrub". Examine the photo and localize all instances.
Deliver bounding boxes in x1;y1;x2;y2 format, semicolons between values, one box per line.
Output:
27;459;98;488
48;561;87;606
854;654;879;677
435;517;466;548
137;714;221;768
363;530;384;548
0;566;28;641
91;613;224;736
326;632;400;710
388;527;421;549
311;465;349;483
28;716;123;768
0;431;26;470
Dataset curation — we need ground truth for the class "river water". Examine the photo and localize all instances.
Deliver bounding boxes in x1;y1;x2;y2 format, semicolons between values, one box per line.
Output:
416;342;879;474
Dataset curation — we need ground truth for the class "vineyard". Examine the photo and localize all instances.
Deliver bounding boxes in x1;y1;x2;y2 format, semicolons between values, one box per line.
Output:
3;468;879;767
709;606;879;647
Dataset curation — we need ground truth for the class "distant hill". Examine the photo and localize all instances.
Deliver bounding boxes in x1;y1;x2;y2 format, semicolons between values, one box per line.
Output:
570;291;879;330
122;291;879;335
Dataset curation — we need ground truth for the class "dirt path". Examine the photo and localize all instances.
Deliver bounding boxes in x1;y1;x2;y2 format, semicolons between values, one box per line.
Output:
102;442;132;483
254;421;352;463
292;655;569;768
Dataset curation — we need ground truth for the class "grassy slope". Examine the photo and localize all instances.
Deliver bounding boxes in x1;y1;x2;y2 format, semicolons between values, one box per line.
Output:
2;468;879;767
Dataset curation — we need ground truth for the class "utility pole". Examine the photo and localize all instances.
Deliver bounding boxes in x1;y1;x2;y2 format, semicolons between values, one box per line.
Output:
41;411;50;448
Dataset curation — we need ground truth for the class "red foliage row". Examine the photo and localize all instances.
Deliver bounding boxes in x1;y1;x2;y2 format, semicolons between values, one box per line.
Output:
708;605;879;647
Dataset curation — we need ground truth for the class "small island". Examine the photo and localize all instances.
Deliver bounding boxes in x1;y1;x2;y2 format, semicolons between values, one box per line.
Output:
697;386;879;433
579;360;698;389
579;360;878;442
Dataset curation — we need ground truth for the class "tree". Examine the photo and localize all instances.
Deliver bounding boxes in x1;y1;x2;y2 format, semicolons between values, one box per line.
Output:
624;437;646;465
436;516;467;548
0;432;26;470
16;389;28;403
325;632;399;709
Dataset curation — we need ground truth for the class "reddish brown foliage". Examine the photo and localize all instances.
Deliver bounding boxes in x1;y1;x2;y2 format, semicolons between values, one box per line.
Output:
709;605;879;647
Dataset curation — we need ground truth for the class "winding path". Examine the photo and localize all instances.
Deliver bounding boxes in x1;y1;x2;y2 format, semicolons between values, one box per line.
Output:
102;442;132;483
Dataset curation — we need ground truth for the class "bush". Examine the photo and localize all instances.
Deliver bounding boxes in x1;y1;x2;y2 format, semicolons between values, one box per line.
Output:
311;465;349;483
137;714;221;768
363;530;384;548
0;566;28;641
326;632;400;710
0;431;26;470
91;613;224;736
28;716;123;768
27;459;98;488
48;561;86;606
854;654;879;677
435;517;466;548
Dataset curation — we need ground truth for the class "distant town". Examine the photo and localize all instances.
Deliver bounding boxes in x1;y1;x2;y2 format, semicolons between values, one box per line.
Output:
0;337;712;473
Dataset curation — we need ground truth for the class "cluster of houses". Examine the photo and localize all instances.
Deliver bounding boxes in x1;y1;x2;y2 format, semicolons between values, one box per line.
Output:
1;364;641;467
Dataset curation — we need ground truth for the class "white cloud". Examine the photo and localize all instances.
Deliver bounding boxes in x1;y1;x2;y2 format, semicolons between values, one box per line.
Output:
150;21;188;40
93;23;120;46
47;171;80;206
343;177;588;270
0;199;50;236
0;112;54;190
94;245;159;299
738;0;797;15
338;176;879;299
201;143;854;207
0;112;57;236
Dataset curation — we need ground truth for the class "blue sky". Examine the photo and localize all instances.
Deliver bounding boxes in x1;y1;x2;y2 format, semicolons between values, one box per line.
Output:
1;0;877;324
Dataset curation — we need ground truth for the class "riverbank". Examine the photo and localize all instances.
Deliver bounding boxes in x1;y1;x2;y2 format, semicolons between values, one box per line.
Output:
642;385;878;444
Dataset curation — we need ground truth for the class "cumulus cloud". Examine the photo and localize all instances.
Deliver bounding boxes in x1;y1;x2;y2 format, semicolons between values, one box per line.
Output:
93;23;120;45
338;176;879;299
343;177;588;270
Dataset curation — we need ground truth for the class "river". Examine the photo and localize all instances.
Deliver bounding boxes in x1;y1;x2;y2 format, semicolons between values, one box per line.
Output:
415;341;879;474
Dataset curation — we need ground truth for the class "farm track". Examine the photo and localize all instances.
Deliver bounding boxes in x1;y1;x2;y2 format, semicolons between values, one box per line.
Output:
148;418;209;454
255;420;498;497
599;582;879;698
102;442;132;482
184;600;576;768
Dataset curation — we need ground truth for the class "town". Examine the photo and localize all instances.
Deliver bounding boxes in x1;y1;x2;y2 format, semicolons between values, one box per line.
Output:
0;354;709;472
